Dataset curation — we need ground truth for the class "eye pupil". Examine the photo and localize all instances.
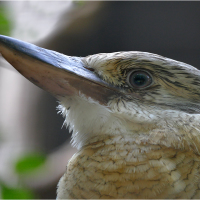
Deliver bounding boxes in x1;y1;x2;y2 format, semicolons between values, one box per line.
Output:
127;70;152;88
133;74;147;86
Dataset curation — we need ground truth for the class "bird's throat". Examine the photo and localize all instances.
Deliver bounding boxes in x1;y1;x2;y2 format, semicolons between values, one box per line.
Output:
57;134;200;199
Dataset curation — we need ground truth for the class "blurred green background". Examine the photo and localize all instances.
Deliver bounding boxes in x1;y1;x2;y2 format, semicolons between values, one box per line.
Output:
1;1;200;199
0;4;11;36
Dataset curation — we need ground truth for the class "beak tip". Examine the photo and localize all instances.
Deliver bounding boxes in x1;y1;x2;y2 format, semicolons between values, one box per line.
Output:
0;35;55;68
0;34;19;48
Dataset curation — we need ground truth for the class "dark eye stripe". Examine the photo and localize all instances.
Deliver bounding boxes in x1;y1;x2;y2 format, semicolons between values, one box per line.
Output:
127;70;153;89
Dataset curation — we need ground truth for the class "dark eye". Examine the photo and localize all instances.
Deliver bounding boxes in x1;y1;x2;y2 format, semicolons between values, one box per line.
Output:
127;70;152;89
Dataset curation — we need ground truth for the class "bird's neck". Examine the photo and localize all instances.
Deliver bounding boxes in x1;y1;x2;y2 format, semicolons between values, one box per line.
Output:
57;134;200;199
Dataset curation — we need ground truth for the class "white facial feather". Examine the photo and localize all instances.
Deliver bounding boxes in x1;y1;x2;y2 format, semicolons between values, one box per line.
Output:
58;95;129;149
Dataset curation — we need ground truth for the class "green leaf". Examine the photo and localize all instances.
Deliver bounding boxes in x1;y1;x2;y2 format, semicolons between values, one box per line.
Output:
1;185;35;199
0;4;12;35
15;152;46;174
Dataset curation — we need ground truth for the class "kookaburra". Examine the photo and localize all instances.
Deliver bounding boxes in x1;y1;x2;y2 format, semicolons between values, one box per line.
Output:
1;35;200;199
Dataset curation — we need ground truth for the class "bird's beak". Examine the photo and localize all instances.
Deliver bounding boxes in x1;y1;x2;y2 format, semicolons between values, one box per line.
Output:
0;35;118;105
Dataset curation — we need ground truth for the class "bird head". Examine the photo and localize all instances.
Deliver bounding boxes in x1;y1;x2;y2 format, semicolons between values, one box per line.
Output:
1;35;200;153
